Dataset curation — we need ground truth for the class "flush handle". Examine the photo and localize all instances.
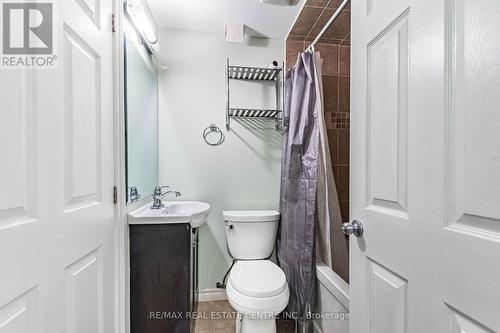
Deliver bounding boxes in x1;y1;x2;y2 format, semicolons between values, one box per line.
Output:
342;219;364;237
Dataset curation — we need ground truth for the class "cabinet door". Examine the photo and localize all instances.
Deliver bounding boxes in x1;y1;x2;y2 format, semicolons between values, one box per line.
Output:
130;224;190;333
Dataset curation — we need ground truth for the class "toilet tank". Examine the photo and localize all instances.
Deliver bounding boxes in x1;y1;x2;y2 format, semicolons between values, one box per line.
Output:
223;210;280;260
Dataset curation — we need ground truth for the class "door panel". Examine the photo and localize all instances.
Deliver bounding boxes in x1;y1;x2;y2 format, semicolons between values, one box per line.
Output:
366;12;408;216
368;260;407;333
75;0;101;28
0;0;116;333
63;24;102;210
447;306;495;333
0;71;36;227
65;249;103;333
0;287;38;333
351;0;500;332
448;0;500;236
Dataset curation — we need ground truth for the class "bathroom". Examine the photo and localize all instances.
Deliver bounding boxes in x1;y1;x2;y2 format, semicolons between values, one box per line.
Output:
1;0;499;333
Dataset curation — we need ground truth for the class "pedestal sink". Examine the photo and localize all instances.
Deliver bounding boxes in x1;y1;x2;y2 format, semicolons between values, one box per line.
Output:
128;201;210;228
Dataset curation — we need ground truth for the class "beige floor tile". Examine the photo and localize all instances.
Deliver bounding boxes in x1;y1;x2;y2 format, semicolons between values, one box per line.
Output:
193;318;212;330
196;302;212;313
212;318;235;330
212;328;234;333
194;329;211;333
211;301;233;313
194;301;295;333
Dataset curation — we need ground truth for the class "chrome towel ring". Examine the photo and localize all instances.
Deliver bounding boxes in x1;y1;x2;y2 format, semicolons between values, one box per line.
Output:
203;124;225;146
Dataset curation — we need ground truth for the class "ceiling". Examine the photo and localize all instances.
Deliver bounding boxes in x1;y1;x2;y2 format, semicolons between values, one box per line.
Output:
146;0;306;39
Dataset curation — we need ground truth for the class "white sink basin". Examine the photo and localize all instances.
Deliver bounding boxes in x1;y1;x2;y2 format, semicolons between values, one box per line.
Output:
128;201;210;228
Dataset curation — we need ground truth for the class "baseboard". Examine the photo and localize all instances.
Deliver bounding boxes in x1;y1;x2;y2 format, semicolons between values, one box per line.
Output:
197;288;228;302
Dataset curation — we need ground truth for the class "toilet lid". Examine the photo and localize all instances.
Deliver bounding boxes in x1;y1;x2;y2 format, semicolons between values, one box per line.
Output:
229;260;287;298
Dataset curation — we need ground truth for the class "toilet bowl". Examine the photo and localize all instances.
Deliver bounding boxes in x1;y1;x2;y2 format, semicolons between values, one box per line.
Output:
227;260;289;333
223;211;289;333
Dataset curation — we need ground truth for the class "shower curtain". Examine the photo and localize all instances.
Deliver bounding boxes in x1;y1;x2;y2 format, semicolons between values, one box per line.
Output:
314;55;349;281
278;50;345;332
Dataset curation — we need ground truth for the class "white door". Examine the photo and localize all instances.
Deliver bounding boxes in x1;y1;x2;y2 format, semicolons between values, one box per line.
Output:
0;0;116;332
350;0;500;331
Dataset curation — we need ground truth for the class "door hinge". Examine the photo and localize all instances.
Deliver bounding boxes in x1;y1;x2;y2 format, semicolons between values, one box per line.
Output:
112;13;117;32
113;186;118;204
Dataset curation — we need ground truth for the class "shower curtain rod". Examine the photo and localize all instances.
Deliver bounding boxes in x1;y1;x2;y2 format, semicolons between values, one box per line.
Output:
308;0;351;50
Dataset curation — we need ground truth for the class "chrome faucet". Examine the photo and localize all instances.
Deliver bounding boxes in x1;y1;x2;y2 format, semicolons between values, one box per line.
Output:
128;186;141;203
151;186;181;210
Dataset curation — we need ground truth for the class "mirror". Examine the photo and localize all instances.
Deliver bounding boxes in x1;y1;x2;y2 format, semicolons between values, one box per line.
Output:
124;34;158;204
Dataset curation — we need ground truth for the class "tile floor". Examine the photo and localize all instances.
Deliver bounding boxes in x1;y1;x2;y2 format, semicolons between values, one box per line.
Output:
192;301;295;333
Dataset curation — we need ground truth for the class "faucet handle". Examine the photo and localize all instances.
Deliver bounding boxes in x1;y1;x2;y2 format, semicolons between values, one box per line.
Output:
129;186;141;203
154;185;170;196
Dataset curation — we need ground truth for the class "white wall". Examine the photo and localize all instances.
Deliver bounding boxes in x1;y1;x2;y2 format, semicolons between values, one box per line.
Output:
157;29;284;290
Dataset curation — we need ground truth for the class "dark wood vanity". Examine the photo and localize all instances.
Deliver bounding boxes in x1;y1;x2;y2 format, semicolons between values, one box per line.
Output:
130;224;198;333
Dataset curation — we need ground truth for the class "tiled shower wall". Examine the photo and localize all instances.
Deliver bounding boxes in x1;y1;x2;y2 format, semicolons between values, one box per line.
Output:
285;38;350;223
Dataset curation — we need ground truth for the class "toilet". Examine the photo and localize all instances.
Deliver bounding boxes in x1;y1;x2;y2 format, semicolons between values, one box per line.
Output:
223;210;289;333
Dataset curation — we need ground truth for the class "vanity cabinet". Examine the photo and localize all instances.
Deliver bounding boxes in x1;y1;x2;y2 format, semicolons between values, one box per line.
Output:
130;224;198;333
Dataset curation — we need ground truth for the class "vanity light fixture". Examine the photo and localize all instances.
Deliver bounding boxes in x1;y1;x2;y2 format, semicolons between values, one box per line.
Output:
125;0;160;53
260;0;300;6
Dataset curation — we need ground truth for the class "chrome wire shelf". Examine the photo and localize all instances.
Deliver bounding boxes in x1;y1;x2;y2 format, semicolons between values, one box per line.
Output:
228;66;281;81
228;108;282;119
225;58;283;130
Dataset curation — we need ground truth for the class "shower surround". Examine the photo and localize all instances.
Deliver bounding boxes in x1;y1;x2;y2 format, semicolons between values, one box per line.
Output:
286;0;351;227
284;4;351;332
286;0;351;283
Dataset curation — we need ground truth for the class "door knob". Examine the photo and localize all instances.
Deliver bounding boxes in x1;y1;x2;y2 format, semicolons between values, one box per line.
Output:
342;219;364;237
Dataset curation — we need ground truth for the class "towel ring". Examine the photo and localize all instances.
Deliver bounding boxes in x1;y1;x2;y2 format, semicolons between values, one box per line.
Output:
203;124;225;146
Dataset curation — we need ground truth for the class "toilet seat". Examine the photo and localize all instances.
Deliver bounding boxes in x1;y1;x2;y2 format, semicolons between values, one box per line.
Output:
227;280;289;313
227;260;289;316
229;260;287;298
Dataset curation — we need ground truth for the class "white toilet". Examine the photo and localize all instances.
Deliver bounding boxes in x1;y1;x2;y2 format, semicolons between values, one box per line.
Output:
223;210;289;333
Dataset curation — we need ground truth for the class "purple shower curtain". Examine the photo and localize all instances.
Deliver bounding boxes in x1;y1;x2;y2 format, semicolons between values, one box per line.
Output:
277;51;319;332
